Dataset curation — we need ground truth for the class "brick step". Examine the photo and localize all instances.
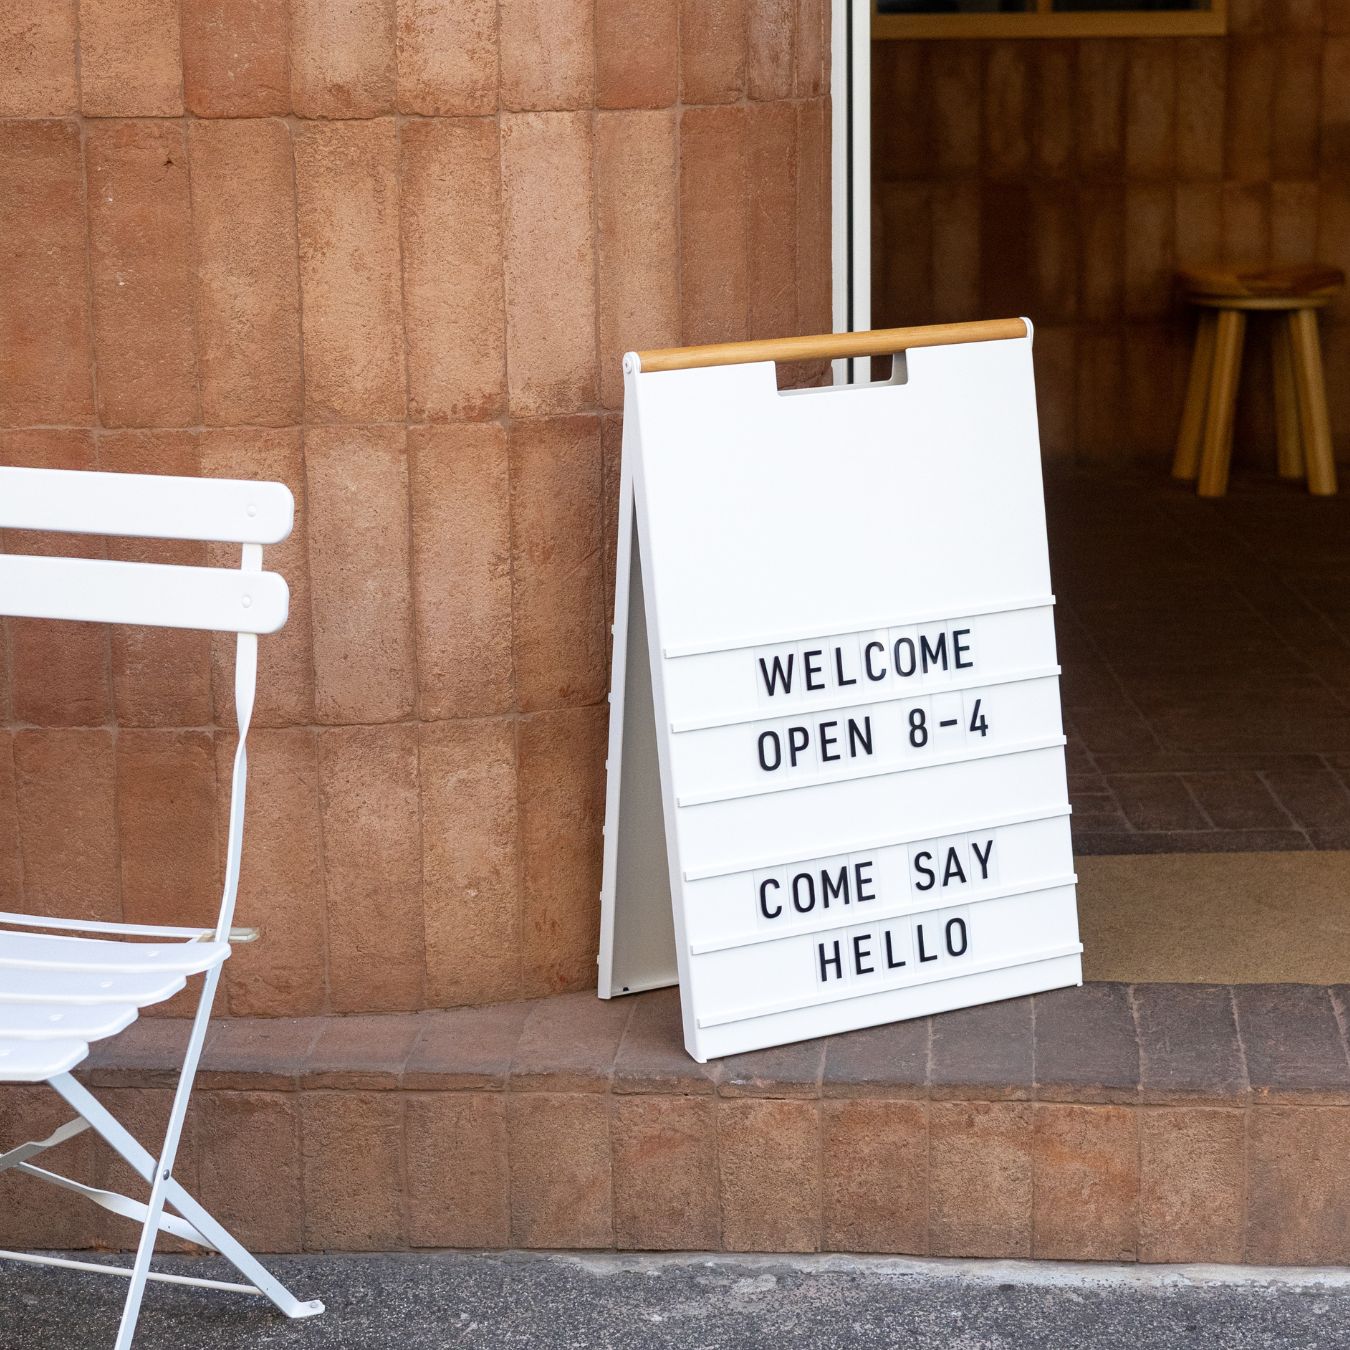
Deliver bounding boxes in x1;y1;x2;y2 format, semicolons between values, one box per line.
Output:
2;982;1349;1263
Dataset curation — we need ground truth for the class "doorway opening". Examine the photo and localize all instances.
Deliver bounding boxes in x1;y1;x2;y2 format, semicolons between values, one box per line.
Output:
837;2;1350;983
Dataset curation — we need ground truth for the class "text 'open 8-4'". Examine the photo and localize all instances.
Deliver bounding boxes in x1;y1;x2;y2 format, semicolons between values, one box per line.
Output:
598;323;1082;1062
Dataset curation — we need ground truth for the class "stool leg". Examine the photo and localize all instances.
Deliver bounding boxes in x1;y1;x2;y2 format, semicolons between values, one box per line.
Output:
1272;316;1304;481
1174;310;1217;481
1287;307;1338;496
1197;309;1246;498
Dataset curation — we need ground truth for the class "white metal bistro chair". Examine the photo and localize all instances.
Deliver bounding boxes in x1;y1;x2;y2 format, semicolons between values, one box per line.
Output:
0;465;323;1347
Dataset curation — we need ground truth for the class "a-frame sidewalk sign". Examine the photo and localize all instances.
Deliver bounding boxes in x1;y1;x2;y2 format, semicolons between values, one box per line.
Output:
598;320;1081;1063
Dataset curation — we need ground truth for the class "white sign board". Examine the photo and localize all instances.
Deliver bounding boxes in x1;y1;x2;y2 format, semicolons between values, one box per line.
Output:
598;323;1081;1062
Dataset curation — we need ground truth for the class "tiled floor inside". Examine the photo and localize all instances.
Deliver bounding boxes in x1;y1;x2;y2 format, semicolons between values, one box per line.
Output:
1051;467;1350;855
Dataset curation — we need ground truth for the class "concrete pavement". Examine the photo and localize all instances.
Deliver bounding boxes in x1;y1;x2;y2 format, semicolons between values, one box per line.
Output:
3;1250;1350;1349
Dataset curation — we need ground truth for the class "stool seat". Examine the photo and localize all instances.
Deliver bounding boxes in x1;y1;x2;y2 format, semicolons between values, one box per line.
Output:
1172;262;1341;497
1180;263;1346;302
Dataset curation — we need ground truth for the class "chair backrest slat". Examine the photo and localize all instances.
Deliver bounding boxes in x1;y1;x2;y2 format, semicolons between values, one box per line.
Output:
0;554;289;635
0;466;293;544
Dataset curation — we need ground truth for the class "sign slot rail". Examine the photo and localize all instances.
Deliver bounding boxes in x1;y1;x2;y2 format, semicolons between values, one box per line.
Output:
683;804;1072;881
669;664;1063;734
662;594;1057;660
677;735;1068;808
696;944;1085;1029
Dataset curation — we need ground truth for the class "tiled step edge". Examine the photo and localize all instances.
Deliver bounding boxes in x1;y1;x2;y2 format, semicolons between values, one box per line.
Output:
83;981;1350;1106
1;984;1347;1264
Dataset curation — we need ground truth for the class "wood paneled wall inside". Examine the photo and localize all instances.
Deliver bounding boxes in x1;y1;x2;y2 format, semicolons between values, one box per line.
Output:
871;16;1350;464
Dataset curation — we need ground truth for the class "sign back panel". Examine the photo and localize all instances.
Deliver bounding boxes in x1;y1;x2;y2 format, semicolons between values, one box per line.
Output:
598;326;1081;1062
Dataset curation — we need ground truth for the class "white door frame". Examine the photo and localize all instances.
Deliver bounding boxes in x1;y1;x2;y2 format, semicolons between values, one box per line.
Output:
831;0;872;384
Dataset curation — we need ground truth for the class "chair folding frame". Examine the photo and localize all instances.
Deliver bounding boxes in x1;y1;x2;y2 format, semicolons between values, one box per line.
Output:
0;465;323;1348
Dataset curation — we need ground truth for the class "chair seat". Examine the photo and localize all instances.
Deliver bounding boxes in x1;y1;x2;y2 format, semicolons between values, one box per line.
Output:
0;1000;138;1040
0;1003;136;1082
0;925;230;1084
1179;263;1346;301
0;1037;92;1083
0;927;230;975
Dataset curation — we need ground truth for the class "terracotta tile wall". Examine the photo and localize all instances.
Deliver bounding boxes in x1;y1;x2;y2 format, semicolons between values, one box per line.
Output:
0;0;832;1016
871;7;1350;464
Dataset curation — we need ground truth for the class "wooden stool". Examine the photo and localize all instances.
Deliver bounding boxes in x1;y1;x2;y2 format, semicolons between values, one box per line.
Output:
1171;263;1344;497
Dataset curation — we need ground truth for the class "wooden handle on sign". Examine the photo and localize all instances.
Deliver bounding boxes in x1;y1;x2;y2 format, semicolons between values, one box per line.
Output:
634;318;1029;373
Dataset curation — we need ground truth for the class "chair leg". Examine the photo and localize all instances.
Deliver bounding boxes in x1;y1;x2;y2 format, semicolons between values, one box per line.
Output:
49;964;321;1348
108;963;228;1350
51;1071;324;1327
114;1136;182;1348
1174;310;1217;481
1272;316;1304;481
1287;307;1338;496
1197;308;1246;498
